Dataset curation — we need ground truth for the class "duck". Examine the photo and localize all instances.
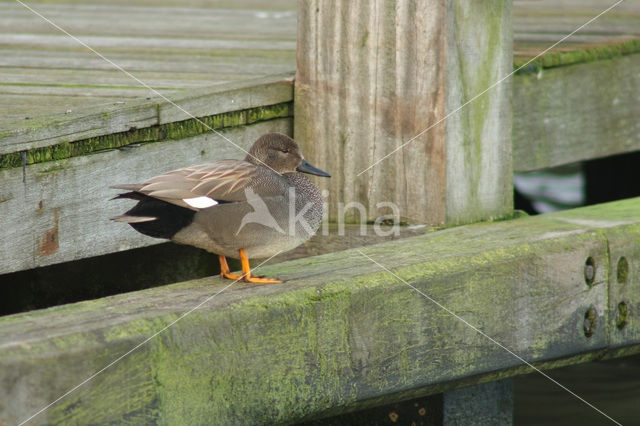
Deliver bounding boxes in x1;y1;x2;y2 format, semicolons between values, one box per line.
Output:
111;132;330;284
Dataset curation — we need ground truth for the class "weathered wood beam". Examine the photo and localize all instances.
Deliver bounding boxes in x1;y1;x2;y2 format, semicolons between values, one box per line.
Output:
513;53;640;172
295;0;513;225
0;73;294;155
2;197;640;425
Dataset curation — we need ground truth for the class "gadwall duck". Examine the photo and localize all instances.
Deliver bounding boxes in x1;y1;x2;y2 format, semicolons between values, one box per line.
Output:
111;133;330;283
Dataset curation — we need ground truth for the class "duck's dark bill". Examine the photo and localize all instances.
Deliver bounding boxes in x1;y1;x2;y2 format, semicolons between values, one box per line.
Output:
297;159;331;177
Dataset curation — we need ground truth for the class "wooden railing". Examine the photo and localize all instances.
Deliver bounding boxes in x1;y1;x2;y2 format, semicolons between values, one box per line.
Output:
2;198;639;424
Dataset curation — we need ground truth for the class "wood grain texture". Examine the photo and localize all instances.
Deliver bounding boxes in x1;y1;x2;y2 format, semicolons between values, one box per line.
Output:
158;73;293;124
3;197;640;424
0;74;294;155
443;0;513;225
513;0;640;66
295;0;512;226
0;118;292;275
606;222;640;349
0;1;297;151
0;1;296;156
512;53;640;171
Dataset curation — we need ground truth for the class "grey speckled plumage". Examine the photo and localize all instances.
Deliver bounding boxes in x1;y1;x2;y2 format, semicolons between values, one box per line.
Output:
111;132;330;283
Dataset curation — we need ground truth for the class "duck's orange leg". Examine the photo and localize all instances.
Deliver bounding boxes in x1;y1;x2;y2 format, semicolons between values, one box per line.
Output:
238;248;281;284
218;255;243;280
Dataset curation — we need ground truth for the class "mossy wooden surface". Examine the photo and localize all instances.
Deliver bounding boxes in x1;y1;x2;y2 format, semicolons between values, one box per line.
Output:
0;224;429;317
514;39;640;73
0;100;292;170
2;198;640;425
512;53;640;171
0;73;294;155
513;0;640;70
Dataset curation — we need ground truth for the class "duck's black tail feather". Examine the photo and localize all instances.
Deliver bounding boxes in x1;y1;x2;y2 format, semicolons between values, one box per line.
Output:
111;193;196;239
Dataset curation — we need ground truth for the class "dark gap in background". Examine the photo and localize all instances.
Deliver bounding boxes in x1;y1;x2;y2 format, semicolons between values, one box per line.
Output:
584;151;640;205
514;151;640;215
0;242;232;316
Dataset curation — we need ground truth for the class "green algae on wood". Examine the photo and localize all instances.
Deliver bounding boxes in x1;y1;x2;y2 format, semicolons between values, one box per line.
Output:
514;39;640;74
0;73;294;157
0;102;292;170
3;197;640;424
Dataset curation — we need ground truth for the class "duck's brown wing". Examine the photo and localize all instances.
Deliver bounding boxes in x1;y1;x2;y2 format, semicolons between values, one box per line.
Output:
112;160;285;210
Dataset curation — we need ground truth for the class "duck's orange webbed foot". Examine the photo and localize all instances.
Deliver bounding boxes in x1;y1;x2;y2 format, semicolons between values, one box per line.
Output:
218;255;243;280
218;252;282;284
239;249;282;284
242;275;282;284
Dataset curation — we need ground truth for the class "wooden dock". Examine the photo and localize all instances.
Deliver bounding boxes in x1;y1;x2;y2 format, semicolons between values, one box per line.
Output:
1;0;640;424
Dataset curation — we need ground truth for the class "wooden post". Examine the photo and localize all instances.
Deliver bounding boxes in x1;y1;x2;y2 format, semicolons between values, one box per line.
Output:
295;0;514;421
295;0;513;225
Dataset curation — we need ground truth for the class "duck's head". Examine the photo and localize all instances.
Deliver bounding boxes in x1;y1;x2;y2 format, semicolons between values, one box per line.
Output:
245;133;331;177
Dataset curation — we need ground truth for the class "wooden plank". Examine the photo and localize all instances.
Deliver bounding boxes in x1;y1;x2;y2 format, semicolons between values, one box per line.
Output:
0;98;159;155
0;67;248;88
0;37;295;58
0;1;297;142
597;221;640;349
0;95;142;122
512;53;640;171
157;73;293;124
0;74;294;155
0;2;297;40
0;84;182;99
536;202;640;353
0;118;292;275
513;0;640;63
4;197;640;424
295;0;512;226
0;0;636;278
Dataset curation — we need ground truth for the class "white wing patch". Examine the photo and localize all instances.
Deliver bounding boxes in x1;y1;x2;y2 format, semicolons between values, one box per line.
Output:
183;196;219;209
111;215;157;223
